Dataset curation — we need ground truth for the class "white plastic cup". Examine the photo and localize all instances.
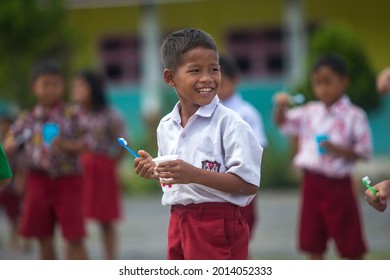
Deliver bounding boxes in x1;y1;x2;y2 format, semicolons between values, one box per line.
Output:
152;155;178;192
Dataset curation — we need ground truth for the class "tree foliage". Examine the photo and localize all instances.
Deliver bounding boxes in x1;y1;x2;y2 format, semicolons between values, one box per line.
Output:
294;22;379;111
0;0;76;108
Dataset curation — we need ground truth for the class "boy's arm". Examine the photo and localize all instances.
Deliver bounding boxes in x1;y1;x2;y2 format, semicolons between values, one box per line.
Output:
273;92;290;126
52;137;87;154
322;110;372;161
320;142;360;161
2;134;18;156
2;112;28;156
156;160;258;195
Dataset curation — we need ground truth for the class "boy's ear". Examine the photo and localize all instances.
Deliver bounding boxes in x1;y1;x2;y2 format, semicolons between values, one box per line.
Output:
163;69;175;87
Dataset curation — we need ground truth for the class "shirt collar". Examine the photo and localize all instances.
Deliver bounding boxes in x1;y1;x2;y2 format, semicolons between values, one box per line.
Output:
32;102;64;120
320;95;351;116
167;95;220;124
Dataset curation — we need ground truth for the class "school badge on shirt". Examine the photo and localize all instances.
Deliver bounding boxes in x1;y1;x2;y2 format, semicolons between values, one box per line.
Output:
201;160;221;172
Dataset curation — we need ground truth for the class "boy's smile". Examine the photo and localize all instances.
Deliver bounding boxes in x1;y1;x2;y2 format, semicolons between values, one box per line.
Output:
164;47;221;119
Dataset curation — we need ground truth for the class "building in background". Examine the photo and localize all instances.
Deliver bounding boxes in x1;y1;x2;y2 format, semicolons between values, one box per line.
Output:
65;0;390;155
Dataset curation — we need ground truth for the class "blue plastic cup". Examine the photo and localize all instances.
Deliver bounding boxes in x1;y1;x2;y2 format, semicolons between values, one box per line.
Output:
315;134;329;155
42;123;60;145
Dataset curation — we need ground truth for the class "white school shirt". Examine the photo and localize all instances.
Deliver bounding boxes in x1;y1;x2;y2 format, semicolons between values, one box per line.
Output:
280;95;372;178
221;93;268;147
157;96;263;207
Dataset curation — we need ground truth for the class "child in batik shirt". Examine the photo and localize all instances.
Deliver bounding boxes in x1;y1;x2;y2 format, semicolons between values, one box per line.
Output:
71;70;126;260
274;53;372;260
4;60;88;260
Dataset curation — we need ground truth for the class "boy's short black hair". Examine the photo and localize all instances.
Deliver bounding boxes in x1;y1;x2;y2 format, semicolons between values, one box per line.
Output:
219;55;239;80
30;59;62;84
312;53;348;77
161;28;218;71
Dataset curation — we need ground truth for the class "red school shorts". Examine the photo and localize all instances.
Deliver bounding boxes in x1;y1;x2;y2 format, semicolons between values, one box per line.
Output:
299;170;367;259
81;153;121;222
19;171;85;241
168;202;249;260
240;197;258;240
0;187;21;222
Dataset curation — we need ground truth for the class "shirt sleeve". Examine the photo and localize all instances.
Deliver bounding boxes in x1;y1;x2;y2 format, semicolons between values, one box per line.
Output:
279;106;305;137
0;144;12;180
223;120;263;187
351;109;372;160
7;111;28;141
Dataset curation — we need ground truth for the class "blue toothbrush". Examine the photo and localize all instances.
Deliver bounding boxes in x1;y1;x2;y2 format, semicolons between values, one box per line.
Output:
117;137;139;158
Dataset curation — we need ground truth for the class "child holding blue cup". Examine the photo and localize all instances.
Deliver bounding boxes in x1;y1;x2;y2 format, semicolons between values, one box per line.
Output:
273;53;372;260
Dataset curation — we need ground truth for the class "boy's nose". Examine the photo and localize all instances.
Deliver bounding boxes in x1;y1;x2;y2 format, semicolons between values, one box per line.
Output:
199;73;213;83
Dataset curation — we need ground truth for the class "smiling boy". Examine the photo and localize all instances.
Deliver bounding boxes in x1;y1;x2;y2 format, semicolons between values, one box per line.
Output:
134;28;263;260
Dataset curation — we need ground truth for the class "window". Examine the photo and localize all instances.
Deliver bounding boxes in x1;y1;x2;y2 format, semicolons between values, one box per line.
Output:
99;35;140;84
226;27;285;79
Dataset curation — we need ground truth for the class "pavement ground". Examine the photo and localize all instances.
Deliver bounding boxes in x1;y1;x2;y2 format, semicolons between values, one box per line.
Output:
0;190;389;260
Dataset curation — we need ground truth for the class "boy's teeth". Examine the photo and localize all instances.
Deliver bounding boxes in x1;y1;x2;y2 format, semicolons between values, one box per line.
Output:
198;88;212;93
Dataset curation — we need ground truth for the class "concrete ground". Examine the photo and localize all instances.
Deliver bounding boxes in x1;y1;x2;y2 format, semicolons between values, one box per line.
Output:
0;190;389;260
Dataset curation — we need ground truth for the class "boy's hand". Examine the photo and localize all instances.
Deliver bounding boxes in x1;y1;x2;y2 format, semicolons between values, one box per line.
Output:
365;180;390;212
155;159;197;185
3;135;17;155
377;67;390;94
273;92;290;108
320;141;359;161
273;92;290;126
134;150;157;179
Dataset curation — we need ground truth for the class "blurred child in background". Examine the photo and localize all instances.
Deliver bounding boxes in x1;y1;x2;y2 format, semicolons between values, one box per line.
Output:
4;60;88;259
273;53;372;259
0;105;27;252
364;67;390;212
71;70;126;260
0;116;12;187
0;144;12;187
218;54;267;244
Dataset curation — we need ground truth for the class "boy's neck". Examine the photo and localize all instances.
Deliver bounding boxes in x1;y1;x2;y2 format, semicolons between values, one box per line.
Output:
81;102;92;112
179;105;199;127
39;101;62;112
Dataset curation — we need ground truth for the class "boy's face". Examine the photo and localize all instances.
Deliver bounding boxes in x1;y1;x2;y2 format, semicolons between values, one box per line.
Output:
164;47;221;114
32;74;64;107
312;66;349;107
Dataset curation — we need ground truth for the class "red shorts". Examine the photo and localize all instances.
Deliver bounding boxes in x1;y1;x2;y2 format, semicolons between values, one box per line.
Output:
0;187;21;222
168;202;249;260
240;197;257;239
81;153;121;222
19;171;85;241
299;170;367;258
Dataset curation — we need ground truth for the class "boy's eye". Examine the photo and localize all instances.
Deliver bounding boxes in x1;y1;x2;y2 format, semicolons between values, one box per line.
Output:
188;69;199;73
